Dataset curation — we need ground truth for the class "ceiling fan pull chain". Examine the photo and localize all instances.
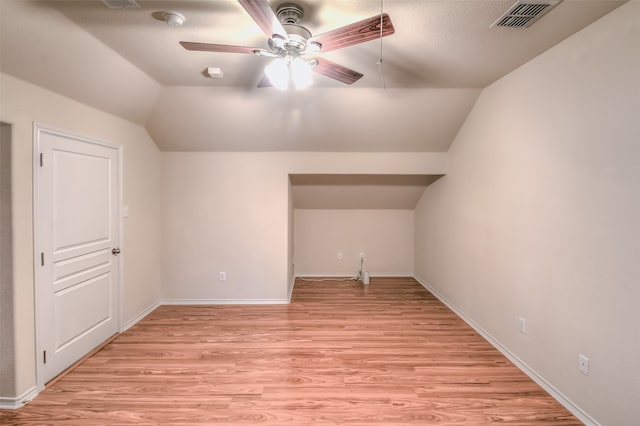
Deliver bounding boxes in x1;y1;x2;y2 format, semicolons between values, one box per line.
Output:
378;0;387;89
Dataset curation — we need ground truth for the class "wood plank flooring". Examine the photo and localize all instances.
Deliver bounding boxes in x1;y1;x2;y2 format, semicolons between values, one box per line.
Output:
1;277;581;425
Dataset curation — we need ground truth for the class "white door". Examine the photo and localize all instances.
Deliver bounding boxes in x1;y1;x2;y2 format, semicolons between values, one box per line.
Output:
35;125;120;384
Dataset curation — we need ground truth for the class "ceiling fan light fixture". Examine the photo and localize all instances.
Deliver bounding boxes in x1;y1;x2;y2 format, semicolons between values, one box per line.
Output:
265;59;289;90
290;57;313;89
264;57;314;90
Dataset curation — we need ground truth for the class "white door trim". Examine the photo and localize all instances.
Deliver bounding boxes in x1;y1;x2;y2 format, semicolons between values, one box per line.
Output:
32;122;124;391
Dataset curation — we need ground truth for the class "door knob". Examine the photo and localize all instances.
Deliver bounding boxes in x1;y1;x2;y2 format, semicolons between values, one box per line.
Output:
112;248;121;255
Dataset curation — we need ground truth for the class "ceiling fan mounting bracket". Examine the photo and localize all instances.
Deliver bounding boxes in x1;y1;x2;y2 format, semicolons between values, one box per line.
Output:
276;3;304;25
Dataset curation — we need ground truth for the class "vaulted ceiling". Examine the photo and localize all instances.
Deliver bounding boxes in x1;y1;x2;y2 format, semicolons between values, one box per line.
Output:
0;0;627;151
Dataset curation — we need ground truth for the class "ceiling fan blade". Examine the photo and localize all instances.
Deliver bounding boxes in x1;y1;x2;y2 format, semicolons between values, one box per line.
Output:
313;58;363;85
238;0;288;39
180;41;258;54
310;13;395;53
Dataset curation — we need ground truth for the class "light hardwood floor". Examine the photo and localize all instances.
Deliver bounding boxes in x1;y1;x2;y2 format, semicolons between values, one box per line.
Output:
1;277;581;425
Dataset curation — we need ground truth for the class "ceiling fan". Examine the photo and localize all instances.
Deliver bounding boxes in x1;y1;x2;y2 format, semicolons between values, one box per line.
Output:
179;0;395;89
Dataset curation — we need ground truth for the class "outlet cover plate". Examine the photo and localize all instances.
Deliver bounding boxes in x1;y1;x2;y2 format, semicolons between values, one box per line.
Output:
518;317;526;334
578;354;589;375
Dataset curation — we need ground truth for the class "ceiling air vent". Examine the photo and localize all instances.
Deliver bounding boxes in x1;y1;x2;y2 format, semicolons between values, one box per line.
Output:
491;0;560;28
100;0;140;9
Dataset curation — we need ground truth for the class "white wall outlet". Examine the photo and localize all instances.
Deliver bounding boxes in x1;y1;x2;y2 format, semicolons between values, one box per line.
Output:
360;252;365;260
578;354;589;375
337;252;343;261
219;272;226;282
518;316;526;334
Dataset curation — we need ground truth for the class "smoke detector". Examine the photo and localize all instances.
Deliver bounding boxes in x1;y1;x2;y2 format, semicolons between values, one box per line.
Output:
163;11;186;27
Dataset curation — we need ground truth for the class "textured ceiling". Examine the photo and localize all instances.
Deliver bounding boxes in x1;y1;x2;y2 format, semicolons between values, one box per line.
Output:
22;0;626;88
0;0;627;152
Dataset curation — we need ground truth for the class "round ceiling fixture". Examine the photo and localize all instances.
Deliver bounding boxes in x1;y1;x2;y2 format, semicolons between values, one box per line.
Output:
162;11;185;27
276;3;304;24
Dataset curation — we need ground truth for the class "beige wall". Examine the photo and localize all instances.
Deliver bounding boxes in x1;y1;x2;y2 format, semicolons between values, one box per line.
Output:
294;209;414;276
161;153;291;302
287;177;295;297
0;73;163;399
162;152;444;302
0;122;15;399
414;3;640;425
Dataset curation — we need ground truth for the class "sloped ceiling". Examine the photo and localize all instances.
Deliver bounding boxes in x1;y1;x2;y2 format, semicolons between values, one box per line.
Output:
0;0;626;152
291;174;442;209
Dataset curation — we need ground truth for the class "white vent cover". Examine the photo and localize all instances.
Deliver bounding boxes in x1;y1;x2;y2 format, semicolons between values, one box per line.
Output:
101;0;140;9
491;0;560;28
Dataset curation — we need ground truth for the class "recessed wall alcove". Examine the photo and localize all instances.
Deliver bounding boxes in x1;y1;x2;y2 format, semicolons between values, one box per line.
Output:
289;174;443;277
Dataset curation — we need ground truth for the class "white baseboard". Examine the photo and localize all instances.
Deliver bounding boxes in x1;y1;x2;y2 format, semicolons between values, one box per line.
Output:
369;273;414;278
0;385;39;409
413;276;600;426
295;273;357;278
161;298;290;305
296;273;413;278
121;300;160;332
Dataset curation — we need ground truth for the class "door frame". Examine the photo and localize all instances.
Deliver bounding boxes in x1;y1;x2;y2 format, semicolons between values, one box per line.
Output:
32;122;124;391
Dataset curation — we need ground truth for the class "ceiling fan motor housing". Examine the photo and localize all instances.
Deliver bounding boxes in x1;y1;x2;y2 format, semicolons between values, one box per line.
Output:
273;3;318;54
283;24;312;51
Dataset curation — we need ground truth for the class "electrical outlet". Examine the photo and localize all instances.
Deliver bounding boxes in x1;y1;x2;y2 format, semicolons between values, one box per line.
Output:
518;317;526;334
337;252;343;261
219;272;226;282
578;354;589;375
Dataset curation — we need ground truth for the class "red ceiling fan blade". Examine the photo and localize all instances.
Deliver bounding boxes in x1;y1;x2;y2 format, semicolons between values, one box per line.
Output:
238;0;288;39
180;41;259;54
313;58;363;85
310;13;395;53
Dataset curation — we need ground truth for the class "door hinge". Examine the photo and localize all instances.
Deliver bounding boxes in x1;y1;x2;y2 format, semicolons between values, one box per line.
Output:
40;153;43;167
41;252;44;266
43;350;47;364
